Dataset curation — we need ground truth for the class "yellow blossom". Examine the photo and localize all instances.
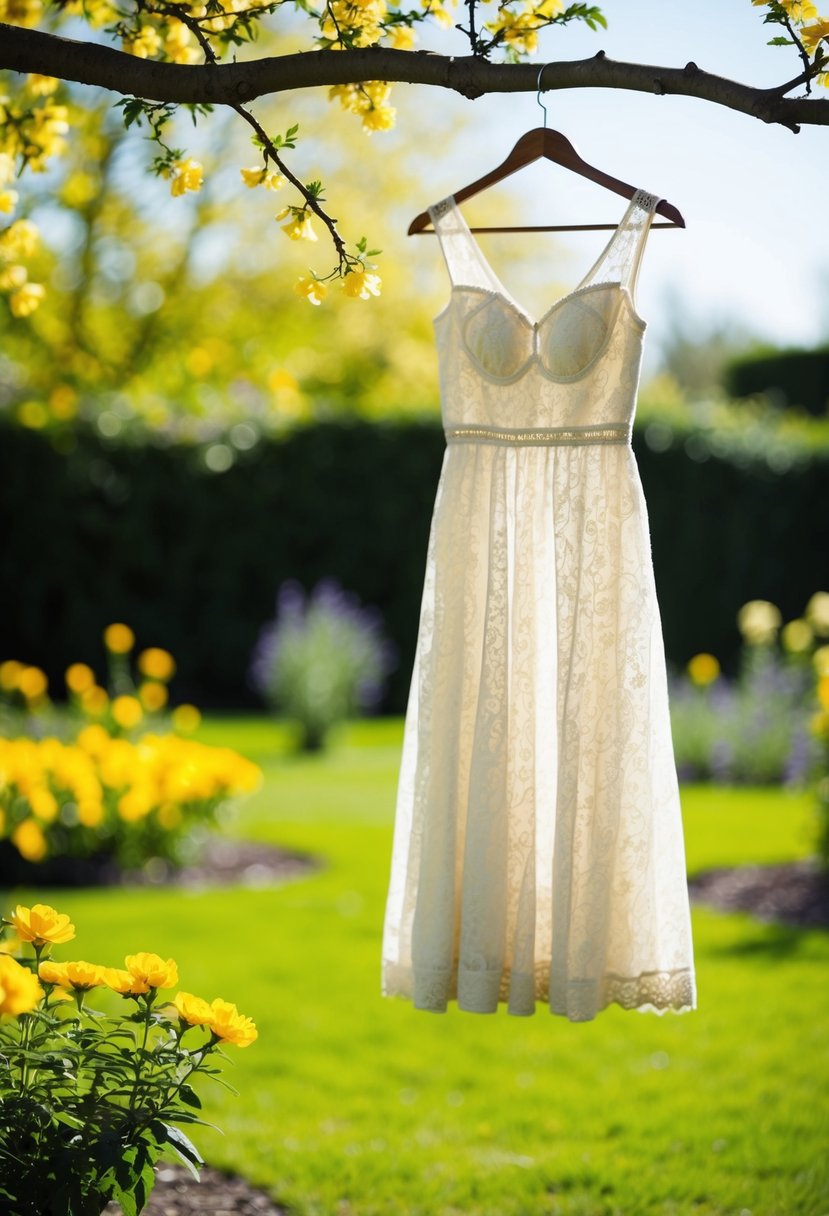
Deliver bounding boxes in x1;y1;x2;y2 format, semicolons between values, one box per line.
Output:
279;210;318;242
0;189;18;213
25;74;59;96
104;622;134;653
9;903;75;945
810;709;829;741
38;959;70;986
0;219;39;259
80;685;109;715
0;659;25;690
11;819;47;861
172;703;201;732
686;652;720;687
342;269;382;299
57;960;107;990
781;0;818;19
17;666;48;700
117;787;153;821
781;618;813;654
138;681;168;711
9;282;45;317
737;599;782;646
137;647;176;681
0;956;43;1016
206;997;258;1046
814;646;829;678
805;590;829;636
65;662;96;694
122;25;163;57
240;166;286;190
125;951;178;989
0;0;43;28
293;276;327;305
171;989;214;1025
29;787;58;822
388;24;416;48
819;675;829;711
112;695;143;729
362;105;396;132
170;158;203;197
100;965;150;995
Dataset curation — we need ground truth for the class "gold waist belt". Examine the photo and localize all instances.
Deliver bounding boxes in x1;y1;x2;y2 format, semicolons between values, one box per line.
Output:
444;424;631;447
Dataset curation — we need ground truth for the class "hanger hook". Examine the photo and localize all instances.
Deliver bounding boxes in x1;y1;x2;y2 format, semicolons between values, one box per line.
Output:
536;64;550;129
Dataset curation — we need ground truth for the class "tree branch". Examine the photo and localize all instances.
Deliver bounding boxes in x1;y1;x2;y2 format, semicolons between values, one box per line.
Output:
1;25;827;131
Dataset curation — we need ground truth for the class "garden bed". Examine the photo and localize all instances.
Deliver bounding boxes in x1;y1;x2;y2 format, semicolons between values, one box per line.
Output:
688;856;829;928
103;1163;288;1215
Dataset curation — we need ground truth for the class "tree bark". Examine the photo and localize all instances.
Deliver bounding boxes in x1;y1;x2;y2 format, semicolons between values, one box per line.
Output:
1;24;827;131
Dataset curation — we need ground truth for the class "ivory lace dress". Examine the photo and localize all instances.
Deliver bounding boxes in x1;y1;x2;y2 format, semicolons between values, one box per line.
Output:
381;189;697;1022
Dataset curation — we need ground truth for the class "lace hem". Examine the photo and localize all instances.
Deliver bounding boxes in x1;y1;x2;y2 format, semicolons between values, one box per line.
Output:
382;959;696;1022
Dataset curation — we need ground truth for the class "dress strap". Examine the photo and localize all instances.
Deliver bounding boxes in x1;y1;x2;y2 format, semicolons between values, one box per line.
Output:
427;196;502;293
576;188;663;300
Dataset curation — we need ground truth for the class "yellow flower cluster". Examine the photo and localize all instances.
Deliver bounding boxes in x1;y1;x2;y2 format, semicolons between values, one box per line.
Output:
1;903;258;1046
752;0;829;88
293;266;383;306
0;148;46;317
0;731;261;862
329;82;396;133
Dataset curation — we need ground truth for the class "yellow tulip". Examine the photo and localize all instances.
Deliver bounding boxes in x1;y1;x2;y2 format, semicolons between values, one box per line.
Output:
206;997;258;1047
0;956;43;1016
9;902;76;945
125;952;178;989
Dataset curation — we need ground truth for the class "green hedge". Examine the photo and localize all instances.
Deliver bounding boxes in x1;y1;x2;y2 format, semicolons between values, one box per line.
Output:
2;417;828;713
722;345;829;416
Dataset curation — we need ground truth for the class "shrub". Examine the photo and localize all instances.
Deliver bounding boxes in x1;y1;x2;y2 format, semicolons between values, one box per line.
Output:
0;624;261;881
249;578;395;751
0;902;257;1216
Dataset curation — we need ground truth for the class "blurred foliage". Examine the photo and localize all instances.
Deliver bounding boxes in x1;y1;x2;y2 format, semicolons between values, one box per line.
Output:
722;342;829;416
1;389;828;714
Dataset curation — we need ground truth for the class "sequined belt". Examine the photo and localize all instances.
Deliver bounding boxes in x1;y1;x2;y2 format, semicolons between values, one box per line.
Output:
444;423;631;447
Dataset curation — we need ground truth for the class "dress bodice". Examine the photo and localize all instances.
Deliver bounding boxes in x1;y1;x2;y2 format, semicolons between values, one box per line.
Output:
428;190;661;440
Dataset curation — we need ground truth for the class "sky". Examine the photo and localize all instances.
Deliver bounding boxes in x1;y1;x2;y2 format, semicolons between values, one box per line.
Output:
371;0;829;371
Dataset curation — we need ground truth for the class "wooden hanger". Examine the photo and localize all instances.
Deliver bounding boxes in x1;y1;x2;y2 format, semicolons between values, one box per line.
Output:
408;101;685;235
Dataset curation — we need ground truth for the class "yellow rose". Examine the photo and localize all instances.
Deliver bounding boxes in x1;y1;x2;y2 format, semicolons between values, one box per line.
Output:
0;956;43;1016
9;902;76;945
125;951;178;989
100;966;149;995
65;663;96;694
171;990;214;1025
206;997;258;1047
112;695;143;729
104;623;135;653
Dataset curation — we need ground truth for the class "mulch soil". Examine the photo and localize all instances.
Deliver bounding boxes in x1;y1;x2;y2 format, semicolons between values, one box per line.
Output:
88;840;826;1214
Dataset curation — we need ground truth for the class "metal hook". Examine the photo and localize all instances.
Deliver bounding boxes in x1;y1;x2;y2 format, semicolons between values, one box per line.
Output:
536;64;550;129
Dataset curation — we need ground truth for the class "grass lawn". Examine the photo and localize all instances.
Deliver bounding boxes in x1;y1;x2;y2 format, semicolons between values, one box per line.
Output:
6;716;829;1216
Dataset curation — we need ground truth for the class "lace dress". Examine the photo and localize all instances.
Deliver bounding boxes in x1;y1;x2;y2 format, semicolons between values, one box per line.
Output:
382;189;697;1022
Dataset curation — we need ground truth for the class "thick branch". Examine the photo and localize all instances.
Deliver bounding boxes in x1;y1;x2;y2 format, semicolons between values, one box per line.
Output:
1;25;827;129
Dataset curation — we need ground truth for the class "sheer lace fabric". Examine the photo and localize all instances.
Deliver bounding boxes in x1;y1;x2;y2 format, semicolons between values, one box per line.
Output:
382;189;697;1022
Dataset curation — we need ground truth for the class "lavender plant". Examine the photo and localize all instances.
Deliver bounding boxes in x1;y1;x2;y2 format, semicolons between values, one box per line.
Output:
249;579;395;751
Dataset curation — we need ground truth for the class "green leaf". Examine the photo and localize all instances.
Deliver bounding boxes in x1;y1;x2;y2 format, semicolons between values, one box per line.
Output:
161;1123;204;1180
179;1083;201;1108
767;35;793;45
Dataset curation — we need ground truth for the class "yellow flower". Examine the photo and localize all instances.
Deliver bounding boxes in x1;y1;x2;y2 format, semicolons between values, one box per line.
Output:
686;652;720;687
38;959;70;986
0;189;18;213
138;681;168;711
171;989;214;1025
278;210;317;242
171;703;201;732
11;819;47;862
125;951;178;989
17;666;48;700
80;685;109;715
781;0;818;20
293;276;327;306
800;17;829;51
805;591;829;637
0;956;43;1016
810;709;829;741
137;647;176;681
814;646;829;678
117;787;153;821
170;157;203;197
112;695;143;729
388;24;416;48
29;786;58;822
26;73;59;95
0;219;39;260
9;903;75;945
819;675;829;711
76;723;110;755
781;618;813;654
737;599;782;646
0;659;24;690
9;282;46;317
122;25;162;57
206;997;258;1047
100;965;149;995
104;622;135;653
362;105;396;132
65;662;96;694
240;166;286;190
342;269;382;300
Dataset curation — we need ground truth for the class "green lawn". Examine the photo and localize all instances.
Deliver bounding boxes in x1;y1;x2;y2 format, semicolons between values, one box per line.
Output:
7;716;829;1216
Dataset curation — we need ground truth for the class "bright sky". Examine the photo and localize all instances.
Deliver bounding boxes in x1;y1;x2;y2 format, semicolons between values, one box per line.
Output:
381;0;829;370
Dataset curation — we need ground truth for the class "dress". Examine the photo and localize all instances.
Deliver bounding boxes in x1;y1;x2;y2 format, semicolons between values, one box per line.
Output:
381;188;697;1022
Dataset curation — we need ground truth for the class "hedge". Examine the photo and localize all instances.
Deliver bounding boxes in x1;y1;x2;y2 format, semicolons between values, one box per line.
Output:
722;345;829;416
3;416;828;713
